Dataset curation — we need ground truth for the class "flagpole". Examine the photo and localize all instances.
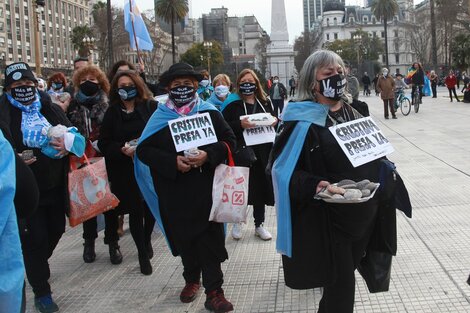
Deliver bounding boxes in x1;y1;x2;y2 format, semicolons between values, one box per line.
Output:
129;0;142;64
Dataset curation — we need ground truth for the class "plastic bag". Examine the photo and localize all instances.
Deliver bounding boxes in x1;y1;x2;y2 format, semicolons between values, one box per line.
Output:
209;143;250;223
68;155;119;227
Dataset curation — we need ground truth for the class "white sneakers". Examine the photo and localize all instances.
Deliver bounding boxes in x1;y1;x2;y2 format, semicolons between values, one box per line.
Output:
255;226;272;241
231;223;242;240
231;223;272;241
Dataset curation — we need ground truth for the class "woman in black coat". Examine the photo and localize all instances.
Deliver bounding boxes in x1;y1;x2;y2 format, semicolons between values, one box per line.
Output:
222;69;277;241
270;50;384;313
98;70;157;275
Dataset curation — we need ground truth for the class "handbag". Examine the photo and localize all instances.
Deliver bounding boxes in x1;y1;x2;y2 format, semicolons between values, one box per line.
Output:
357;250;393;293
209;142;250;223
68;155;120;227
232;145;257;167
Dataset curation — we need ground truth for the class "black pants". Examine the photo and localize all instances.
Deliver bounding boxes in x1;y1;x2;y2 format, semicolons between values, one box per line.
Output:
128;202;155;257
383;99;396;118
448;87;460;102
82;210;119;244
431;83;437;98
19;188;65;297
317;224;374;313
253;204;265;227
290;87;296;97
272;98;285;115
180;226;226;293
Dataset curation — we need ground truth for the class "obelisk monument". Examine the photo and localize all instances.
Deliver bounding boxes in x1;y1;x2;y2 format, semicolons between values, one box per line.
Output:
266;0;296;87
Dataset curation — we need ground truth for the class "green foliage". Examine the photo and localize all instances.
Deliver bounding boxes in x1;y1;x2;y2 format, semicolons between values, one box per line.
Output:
451;33;470;70
370;0;399;21
71;25;94;56
155;0;189;24
180;41;224;68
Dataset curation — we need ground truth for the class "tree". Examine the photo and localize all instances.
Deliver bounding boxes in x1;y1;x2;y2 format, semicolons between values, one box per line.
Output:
71;25;94;57
451;33;470;70
254;35;270;78
293;28;323;73
155;0;189;64
430;0;438;70
180;41;224;69
371;0;399;69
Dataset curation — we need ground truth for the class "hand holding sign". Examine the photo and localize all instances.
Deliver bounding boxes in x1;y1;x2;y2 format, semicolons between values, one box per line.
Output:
241;117;256;129
176;155;191;173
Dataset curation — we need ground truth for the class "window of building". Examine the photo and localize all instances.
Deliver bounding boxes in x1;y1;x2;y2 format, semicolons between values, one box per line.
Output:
394;30;398;37
334;33;338;40
395;54;399;64
326;33;330;40
394;41;399;52
363;16;368;23
349;17;354;23
381;31;385;38
333;17;337;26
326;18;329;26
372;17;376;24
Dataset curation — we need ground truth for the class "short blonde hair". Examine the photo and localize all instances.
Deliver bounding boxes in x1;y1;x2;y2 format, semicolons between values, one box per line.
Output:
212;74;231;87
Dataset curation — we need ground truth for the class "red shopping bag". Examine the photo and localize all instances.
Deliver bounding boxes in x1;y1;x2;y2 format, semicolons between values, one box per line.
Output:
209;143;250;223
68;155;119;227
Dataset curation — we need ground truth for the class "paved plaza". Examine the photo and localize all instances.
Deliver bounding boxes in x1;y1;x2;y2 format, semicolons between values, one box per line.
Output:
25;87;470;312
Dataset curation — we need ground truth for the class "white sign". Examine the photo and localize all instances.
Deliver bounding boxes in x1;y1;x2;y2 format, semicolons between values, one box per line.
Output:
329;116;394;167
243;126;276;146
168;112;218;152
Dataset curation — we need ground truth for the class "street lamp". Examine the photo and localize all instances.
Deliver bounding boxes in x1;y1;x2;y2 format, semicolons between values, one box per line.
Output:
203;41;212;80
82;36;96;63
353;35;362;73
34;2;45;76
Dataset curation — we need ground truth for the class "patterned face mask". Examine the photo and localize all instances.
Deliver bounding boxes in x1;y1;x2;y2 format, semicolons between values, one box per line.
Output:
317;74;346;101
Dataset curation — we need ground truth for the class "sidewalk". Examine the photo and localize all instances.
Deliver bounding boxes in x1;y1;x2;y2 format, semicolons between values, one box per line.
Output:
25;91;470;312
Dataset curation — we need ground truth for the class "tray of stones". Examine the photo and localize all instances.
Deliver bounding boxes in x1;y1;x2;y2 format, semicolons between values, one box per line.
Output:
314;179;380;203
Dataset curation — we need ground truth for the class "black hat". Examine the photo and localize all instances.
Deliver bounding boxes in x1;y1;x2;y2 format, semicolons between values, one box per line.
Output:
4;62;37;89
159;63;203;87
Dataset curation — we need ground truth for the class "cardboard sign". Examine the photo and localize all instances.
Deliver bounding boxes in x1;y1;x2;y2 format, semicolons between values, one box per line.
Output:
243;126;276;146
168;112;218;152
329;116;394;167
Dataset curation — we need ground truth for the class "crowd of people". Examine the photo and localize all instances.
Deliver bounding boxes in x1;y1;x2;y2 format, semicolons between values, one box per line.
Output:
0;50;413;313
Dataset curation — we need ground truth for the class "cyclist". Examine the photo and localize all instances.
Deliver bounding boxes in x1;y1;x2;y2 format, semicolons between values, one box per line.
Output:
406;62;425;105
394;73;408;109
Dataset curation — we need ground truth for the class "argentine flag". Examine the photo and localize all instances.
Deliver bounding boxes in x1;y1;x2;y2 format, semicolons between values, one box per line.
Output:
124;0;154;51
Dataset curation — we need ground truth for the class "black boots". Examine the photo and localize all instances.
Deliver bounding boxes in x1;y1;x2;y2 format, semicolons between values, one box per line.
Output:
138;255;152;275
108;241;123;264
83;239;96;263
147;241;154;259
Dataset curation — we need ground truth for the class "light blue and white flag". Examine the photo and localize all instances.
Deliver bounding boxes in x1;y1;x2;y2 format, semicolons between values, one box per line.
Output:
124;0;154;51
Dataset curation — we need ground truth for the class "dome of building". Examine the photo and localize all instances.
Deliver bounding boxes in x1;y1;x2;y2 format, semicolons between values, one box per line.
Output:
323;2;345;12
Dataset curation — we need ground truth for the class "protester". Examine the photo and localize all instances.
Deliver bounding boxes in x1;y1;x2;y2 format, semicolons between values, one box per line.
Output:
377;68;397;119
107;60;161;97
135;62;236;313
445;70;460;102
269;75;288;114
289;75;296;97
36;78;47;92
66;65;120;264
461;72;470;93
98;70;157;275
197;69;213;101
361;72;371;96
463;83;470;103
0;62;85;313
406;62;425;103
207;73;231;110
47;72;71;112
222;69;277;241
372;74;380;96
269;50;385;313
429;70;438;98
344;62;360;100
64;56;90;97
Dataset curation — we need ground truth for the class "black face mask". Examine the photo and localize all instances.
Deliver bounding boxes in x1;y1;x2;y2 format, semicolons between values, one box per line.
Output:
118;86;138;101
11;85;36;104
169;85;195;107
79;80;100;96
239;82;257;95
317;74;346;101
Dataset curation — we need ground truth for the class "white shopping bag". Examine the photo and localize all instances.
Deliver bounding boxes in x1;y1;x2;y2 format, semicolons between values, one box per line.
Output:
209;143;250;223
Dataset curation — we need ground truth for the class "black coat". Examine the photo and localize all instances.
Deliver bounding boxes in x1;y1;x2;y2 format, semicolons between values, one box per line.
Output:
98;99;157;214
0;92;71;208
269;111;380;289
136;110;236;258
222;98;275;206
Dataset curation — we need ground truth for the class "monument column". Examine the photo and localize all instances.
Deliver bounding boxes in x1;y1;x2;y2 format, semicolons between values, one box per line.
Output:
266;0;296;88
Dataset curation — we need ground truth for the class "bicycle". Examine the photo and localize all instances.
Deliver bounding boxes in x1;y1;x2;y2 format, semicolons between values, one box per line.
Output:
411;85;421;113
395;91;411;116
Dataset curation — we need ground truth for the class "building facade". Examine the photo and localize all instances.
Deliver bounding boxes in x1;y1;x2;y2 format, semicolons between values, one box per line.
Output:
0;0;89;74
304;0;346;31
320;0;416;75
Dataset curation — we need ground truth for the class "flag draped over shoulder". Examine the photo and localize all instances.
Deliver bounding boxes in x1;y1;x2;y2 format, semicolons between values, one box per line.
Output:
124;0;154;51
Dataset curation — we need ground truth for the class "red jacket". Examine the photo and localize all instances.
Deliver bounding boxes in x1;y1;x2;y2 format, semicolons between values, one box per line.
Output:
445;75;457;88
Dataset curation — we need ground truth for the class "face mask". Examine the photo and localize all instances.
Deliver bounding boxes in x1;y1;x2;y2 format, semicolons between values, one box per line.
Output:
11;85;37;104
383;71;388;77
239;82;257;95
118;86;138;101
214;85;229;98
273;79;279;84
169;85;195;107
52;82;63;90
199;80;210;87
317;74;346;101
80;80;100;96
